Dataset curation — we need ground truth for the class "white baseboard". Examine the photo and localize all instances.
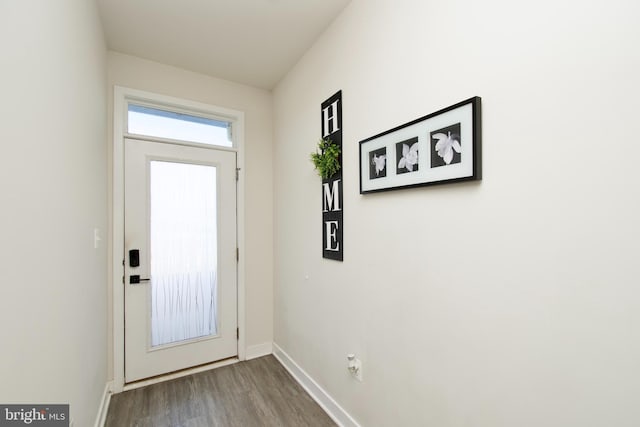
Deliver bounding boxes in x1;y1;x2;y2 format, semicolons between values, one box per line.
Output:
246;342;273;360
272;343;361;427
94;381;112;427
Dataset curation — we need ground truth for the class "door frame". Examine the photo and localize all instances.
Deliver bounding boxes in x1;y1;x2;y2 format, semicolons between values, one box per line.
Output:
111;86;247;392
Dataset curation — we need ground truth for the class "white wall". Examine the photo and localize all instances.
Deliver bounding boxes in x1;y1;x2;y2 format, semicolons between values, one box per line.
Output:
106;52;274;377
273;0;640;426
0;1;108;426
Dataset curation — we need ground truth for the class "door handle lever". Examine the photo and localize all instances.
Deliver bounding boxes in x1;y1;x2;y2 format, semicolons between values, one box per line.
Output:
130;275;151;284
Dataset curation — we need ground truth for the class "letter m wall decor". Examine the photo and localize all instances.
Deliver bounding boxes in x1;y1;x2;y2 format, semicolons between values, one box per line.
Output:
321;91;343;261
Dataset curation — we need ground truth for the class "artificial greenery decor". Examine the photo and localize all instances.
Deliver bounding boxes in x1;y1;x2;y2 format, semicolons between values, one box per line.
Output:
310;138;341;179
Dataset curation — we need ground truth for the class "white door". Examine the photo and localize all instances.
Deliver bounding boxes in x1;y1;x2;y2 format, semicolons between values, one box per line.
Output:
124;138;237;382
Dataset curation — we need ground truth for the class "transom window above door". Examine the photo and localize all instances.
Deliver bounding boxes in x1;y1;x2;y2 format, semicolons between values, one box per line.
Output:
127;103;233;147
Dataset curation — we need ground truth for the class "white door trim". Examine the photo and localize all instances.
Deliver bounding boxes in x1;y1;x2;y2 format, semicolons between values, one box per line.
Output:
111;86;247;392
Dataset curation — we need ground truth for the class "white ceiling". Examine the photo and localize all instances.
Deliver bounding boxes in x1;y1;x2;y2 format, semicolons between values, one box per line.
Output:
97;0;351;90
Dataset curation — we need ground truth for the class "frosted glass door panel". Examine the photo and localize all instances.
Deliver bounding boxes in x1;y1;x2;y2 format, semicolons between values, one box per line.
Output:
150;161;218;347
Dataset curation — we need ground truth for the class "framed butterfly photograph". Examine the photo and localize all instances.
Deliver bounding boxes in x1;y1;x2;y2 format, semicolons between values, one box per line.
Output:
359;97;481;194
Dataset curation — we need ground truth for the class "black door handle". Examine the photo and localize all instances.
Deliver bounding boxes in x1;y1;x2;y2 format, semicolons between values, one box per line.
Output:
130;275;151;284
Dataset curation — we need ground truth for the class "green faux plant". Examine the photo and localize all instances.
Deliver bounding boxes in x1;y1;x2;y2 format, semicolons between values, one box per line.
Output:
310;138;341;179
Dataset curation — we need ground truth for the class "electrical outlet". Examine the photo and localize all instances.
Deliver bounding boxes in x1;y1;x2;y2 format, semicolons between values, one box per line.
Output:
347;354;363;382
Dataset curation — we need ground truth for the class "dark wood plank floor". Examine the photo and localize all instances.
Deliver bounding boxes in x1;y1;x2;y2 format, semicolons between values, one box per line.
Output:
105;355;337;427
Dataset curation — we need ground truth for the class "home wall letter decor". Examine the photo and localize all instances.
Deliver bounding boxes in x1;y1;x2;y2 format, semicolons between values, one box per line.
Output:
321;91;343;261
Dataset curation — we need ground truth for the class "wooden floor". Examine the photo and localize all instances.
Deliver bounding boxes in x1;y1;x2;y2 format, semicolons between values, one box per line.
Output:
105;355;337;427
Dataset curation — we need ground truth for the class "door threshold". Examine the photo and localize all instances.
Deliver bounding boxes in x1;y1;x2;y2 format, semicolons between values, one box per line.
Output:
123;356;239;391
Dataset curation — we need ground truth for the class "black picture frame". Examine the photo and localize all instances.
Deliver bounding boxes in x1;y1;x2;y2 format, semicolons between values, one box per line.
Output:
359;96;481;194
